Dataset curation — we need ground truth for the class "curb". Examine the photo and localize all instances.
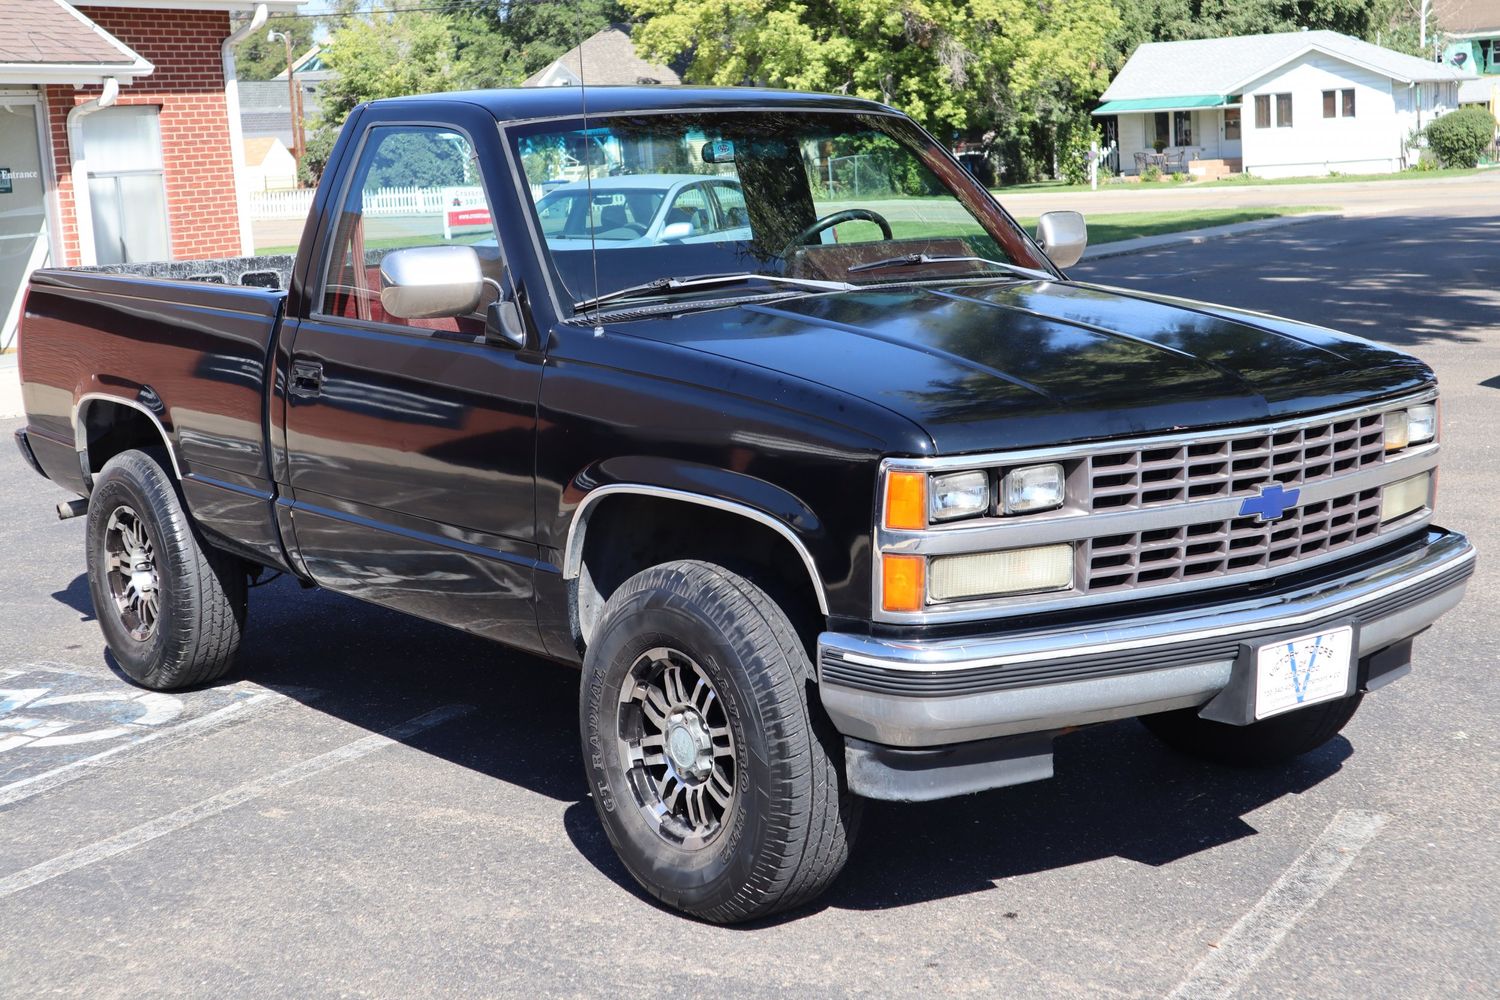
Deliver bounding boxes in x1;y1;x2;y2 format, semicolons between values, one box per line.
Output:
1079;211;1340;262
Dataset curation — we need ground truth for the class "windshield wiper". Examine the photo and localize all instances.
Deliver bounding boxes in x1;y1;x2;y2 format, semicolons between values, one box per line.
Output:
846;253;1056;282
573;271;853;313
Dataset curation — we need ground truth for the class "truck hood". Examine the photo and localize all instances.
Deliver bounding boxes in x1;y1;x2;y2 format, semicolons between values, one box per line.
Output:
617;280;1433;455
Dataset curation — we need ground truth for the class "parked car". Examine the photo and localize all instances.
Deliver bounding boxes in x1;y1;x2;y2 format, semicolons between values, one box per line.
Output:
530;174;753;249
14;86;1475;924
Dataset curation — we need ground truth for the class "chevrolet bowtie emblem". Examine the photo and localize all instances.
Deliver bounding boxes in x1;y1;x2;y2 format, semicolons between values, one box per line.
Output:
1239;482;1300;522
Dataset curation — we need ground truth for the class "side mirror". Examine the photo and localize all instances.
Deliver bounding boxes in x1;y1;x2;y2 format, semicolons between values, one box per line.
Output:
1035;211;1088;269
379;245;483;319
659;221;692;241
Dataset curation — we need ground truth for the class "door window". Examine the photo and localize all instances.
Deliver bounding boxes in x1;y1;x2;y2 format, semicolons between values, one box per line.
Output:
1224;108;1241;141
664;185;713;236
82;106;169;265
709;181;749;231
319;126;498;333
0;101;49;350
1173;111;1193;146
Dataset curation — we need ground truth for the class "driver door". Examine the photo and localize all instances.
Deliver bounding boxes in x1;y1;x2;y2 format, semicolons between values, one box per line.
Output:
281;120;545;649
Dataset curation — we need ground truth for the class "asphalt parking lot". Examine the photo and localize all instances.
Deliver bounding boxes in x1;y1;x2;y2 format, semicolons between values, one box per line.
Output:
2;204;1497;998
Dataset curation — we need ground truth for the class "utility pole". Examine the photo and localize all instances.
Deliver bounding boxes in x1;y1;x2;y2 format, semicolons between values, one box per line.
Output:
1420;0;1431;51
268;29;305;165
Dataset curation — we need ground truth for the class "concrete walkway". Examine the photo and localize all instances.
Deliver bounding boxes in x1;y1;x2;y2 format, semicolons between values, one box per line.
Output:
0;354;19;420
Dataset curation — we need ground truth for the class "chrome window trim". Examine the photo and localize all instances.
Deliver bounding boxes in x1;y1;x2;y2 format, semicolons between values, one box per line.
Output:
563;484;829;616
871;389;1441;625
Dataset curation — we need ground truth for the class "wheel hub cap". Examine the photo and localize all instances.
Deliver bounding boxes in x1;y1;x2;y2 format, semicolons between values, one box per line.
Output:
617;647;738;849
103;506;160;642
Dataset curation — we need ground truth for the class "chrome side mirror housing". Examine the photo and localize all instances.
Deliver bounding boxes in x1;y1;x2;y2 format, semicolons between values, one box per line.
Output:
379;245;484;319
659;221;693;241
1035;211;1088;269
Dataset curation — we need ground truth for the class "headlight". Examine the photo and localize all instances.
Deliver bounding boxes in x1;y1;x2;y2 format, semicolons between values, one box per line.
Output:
1385;403;1437;452
928;545;1074;601
1381;472;1431;523
1406;404;1436;445
930;470;990;522
1001;463;1065;514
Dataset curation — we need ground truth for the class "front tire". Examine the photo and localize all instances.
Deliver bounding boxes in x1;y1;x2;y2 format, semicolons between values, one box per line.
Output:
1140;694;1364;767
580;560;857;923
85;449;248;690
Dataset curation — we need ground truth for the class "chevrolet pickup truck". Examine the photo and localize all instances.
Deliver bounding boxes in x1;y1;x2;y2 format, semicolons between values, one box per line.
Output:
15;87;1475;923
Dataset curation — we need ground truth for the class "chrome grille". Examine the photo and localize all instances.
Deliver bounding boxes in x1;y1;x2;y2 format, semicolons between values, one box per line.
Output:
1088;412;1385;511
1086;487;1383;592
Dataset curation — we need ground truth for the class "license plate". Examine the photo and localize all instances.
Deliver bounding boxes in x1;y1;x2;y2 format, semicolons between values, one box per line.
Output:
1254;626;1354;720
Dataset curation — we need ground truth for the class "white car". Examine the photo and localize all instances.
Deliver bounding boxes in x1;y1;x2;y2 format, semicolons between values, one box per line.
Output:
532;174;752;249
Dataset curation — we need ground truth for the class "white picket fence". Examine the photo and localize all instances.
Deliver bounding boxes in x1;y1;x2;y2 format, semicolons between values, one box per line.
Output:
249;183;548;221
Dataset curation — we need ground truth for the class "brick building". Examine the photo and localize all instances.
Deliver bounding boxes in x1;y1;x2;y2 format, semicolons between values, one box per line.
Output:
1;0;301;349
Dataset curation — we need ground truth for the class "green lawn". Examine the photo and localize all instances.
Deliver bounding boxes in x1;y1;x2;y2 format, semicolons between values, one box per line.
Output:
891;205;1329;245
257;206;1329;256
992;166;1490;196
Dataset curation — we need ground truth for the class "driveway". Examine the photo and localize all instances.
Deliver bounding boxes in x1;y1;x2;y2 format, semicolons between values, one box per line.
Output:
3;205;1497;998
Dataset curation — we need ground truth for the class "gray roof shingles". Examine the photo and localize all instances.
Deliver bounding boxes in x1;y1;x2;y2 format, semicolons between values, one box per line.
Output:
0;0;143;66
1102;30;1470;102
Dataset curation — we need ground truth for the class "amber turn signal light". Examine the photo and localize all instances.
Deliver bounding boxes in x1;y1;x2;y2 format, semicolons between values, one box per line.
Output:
881;554;925;613
885;471;927;530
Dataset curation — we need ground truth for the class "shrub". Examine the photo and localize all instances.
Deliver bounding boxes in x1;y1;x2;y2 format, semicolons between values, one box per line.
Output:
1058;111;1102;186
1424;107;1498;168
1141;164;1164;183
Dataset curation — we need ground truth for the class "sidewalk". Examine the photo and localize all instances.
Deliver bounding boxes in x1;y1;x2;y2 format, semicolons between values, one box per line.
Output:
1079;211;1338;261
0;354;19;420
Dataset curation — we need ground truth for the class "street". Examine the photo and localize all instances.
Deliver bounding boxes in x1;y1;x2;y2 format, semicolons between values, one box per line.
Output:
2;202;1497;998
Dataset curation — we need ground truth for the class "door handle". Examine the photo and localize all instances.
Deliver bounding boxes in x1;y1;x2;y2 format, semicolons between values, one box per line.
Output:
291;359;324;398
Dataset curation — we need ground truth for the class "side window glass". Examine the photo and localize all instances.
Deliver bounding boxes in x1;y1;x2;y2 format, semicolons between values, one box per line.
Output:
664;186;712;236
320;126;498;332
710;182;749;233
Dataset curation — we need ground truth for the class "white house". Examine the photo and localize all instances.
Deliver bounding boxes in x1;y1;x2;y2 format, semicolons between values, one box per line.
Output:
1095;30;1472;178
241;136;297;191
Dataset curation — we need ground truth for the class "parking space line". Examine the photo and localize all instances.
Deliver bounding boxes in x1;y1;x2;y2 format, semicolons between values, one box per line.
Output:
0;703;474;899
1166;809;1389;1000
0;692;283;808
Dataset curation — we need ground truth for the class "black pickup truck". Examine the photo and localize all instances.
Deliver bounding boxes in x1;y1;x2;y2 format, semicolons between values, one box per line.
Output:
15;87;1475;923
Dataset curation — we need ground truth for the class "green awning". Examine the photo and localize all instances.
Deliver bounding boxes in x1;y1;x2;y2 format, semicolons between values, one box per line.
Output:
1093;95;1226;115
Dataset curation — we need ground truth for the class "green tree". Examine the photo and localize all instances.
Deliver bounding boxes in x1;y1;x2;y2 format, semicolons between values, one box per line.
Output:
622;0;1119;155
300;8;475;183
231;13;320;82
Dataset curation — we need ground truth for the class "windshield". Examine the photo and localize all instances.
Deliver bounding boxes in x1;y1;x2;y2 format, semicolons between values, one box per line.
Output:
507;111;1048;310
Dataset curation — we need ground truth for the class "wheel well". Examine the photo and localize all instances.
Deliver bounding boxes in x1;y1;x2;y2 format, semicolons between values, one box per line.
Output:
81;401;172;479
574;494;825;654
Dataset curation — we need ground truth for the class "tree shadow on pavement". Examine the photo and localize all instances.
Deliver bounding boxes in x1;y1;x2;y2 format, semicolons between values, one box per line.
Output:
1073;212;1500;351
52;568;1355;922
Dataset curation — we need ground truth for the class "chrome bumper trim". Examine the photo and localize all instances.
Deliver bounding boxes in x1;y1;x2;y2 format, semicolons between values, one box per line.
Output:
818;528;1474;747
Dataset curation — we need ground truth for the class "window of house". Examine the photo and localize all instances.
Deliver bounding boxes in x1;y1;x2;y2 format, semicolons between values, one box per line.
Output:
1173;110;1193;146
1323;90;1337;118
1153;112;1170;147
1254;94;1271;129
1342;88;1356;117
1224;107;1241;141
81;106;170;265
320;125;498;333
1276;93;1293;127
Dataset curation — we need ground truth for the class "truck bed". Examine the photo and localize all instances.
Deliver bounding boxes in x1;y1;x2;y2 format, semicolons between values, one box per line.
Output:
19;267;291;569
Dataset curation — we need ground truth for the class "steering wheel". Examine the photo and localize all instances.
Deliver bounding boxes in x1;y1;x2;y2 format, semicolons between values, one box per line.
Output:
784;209;893;255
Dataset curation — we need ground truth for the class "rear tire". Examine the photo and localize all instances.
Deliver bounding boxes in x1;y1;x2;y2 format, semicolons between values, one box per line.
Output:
580;560;858;923
85;449;247;690
1140;694;1364;767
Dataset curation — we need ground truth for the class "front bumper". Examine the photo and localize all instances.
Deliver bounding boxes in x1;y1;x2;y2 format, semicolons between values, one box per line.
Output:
818;527;1475;756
